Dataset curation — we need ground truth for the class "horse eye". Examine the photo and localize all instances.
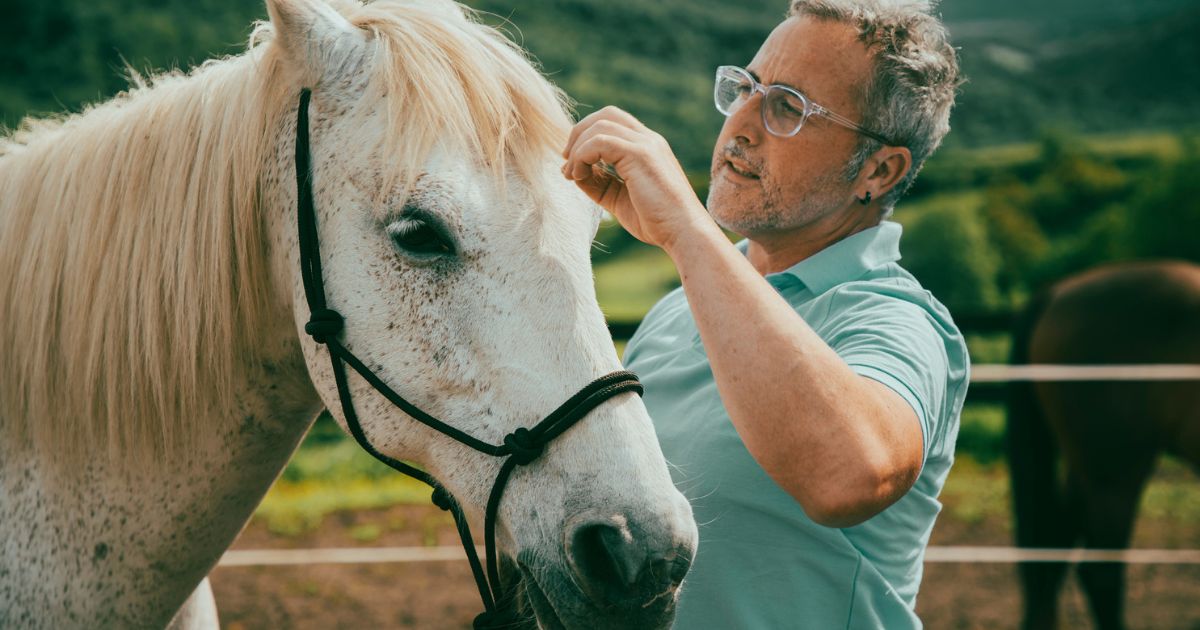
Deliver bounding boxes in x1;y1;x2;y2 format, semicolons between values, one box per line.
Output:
387;217;454;258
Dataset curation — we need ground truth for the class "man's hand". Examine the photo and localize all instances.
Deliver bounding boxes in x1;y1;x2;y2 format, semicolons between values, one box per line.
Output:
561;106;716;252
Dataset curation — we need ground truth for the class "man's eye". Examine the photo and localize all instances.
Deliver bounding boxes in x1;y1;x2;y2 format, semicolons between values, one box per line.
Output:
772;94;805;119
387;218;454;257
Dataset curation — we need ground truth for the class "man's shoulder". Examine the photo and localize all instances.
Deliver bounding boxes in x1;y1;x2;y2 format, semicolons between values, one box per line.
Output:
623;286;690;362
642;284;689;320
815;265;971;403
630;285;691;335
810;263;958;334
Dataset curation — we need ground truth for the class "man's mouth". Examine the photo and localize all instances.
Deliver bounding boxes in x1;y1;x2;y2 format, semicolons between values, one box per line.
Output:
724;158;760;180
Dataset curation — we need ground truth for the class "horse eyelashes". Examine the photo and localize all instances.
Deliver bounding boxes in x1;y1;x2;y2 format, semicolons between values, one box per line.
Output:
387;218;454;257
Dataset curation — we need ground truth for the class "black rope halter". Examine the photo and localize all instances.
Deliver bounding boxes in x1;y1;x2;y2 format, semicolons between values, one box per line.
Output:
293;88;643;629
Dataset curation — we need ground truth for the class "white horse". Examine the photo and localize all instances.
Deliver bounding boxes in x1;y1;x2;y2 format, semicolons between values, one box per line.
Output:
0;0;697;627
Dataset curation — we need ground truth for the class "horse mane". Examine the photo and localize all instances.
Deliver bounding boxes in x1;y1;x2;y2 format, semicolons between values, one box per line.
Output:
0;0;573;463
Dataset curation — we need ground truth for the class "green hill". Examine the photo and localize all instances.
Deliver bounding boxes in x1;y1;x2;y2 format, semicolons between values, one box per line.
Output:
5;0;1199;172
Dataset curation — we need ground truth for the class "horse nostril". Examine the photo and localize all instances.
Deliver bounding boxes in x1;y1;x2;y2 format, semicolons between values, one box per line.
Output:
667;546;692;587
570;520;644;590
567;516;692;608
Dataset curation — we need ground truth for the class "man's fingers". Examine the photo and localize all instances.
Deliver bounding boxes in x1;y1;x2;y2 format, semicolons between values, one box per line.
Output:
562;106;641;158
566;134;638;182
567;135;638;201
565;121;640;178
562;109;609;158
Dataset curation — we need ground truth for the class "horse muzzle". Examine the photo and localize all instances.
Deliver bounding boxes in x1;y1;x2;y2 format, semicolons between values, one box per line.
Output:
516;508;695;630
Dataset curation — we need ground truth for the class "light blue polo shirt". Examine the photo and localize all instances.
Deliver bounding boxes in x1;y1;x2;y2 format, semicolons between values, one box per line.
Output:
624;221;969;629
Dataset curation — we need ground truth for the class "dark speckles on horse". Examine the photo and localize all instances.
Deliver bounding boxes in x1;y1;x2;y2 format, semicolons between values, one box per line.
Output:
92;542;110;563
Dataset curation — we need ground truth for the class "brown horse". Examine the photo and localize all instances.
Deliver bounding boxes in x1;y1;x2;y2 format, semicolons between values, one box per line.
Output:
1007;260;1200;630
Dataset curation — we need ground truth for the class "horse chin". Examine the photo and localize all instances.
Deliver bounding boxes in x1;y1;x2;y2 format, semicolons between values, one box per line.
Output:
513;562;568;630
509;554;679;630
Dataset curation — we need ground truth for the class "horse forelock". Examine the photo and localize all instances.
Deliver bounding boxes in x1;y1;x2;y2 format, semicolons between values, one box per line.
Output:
338;0;574;208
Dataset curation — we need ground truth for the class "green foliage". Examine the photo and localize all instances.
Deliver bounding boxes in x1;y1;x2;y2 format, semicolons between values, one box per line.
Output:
1026;135;1132;234
896;200;1002;312
7;0;1200;168
278;428;400;483
593;238;681;320
955;404;1006;465
981;180;1047;301
964;333;1010;365
257;437;436;536
1124;140;1200;262
906;132;1199;310
1;0;264;129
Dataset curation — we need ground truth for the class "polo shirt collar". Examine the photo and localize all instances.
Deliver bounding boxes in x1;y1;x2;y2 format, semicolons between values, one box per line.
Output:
737;221;903;294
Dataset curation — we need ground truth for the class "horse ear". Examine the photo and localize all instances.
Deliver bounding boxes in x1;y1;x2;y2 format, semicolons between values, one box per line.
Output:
267;0;366;84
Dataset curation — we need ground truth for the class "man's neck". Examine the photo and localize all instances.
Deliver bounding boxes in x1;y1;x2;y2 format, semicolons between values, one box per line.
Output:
745;205;881;275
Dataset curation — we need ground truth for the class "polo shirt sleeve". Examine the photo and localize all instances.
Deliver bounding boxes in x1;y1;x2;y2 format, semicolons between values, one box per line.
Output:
817;283;950;462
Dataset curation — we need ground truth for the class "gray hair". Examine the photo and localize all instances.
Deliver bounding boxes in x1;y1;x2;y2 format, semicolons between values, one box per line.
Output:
788;0;962;217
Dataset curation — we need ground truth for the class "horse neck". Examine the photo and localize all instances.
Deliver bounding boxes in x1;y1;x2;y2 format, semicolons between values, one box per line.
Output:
0;333;321;627
0;66;327;627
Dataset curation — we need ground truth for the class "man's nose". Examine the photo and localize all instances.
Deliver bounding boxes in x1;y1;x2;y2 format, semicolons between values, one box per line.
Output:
722;93;763;147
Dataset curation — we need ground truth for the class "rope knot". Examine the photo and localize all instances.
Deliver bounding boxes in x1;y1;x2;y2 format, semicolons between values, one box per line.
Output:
305;308;344;344
430;486;454;512
503;427;544;466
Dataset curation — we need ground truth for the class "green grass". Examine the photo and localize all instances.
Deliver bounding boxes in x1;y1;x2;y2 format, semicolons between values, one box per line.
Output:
255;439;436;536
939;455;1200;526
965;333;1011;364
256;475;435;536
594;240;679;321
259;409;1196;538
258;441;1198;538
956;403;1007;464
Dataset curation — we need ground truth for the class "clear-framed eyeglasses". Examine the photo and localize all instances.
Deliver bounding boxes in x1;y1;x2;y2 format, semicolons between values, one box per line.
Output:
714;65;893;146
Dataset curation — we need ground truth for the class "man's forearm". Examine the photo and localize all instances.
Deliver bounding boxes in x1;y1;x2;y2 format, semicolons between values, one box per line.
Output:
663;222;921;526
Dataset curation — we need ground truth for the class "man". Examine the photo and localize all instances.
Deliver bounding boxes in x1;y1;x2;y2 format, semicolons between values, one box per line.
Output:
560;0;967;627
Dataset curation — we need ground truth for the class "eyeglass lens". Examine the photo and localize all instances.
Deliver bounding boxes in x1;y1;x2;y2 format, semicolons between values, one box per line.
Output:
715;69;808;137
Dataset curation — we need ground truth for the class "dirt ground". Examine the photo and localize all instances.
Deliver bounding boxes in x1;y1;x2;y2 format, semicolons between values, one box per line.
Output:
211;502;1200;629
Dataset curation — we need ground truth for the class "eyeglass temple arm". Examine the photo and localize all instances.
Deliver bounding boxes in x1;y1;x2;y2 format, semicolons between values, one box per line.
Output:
812;104;892;146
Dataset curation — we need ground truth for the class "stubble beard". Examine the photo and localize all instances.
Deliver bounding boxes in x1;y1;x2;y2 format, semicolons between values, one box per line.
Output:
705;142;849;235
706;160;850;236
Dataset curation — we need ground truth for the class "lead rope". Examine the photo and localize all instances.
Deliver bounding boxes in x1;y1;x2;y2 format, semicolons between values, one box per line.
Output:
294;88;643;629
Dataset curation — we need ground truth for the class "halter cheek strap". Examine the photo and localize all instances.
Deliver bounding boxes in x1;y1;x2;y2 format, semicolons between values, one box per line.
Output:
294;88;643;629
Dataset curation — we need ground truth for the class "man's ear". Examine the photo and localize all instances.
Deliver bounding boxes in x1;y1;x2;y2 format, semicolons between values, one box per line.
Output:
266;0;367;86
857;145;912;202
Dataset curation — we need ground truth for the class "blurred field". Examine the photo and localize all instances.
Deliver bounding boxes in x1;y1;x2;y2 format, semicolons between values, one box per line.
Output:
255;435;1200;540
215;448;1200;628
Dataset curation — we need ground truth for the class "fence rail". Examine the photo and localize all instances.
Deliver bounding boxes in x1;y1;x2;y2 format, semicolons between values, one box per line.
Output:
970;364;1200;382
610;318;1200;405
218;546;1200;568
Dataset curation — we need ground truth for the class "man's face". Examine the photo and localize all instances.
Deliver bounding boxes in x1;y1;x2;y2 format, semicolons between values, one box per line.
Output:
707;16;875;236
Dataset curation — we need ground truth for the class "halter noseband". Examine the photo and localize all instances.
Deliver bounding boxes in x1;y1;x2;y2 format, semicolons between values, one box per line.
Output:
293;88;643;628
